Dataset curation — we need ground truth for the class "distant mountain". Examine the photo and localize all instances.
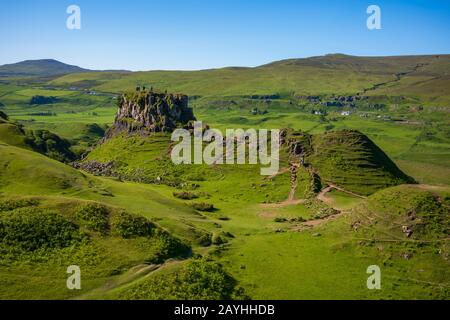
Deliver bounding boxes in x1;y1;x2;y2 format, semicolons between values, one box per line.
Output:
0;59;90;77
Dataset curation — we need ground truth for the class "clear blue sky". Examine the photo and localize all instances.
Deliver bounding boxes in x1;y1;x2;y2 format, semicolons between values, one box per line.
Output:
0;0;449;70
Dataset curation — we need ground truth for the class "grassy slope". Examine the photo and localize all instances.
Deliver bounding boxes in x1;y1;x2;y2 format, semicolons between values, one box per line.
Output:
49;54;450;103
218;185;449;299
0;197;188;299
77;124;449;299
0;121;448;299
2;54;449;186
0;54;449;299
0;85;115;141
308;130;414;195
0;140;233;299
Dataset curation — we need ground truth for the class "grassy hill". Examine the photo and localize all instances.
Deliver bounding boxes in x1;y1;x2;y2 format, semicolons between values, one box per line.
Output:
0;112;76;162
0;116;448;300
49;54;450;104
306;130;415;195
0;54;449;300
85;127;413;197
0;195;190;299
0;131;241;299
0;59;90;78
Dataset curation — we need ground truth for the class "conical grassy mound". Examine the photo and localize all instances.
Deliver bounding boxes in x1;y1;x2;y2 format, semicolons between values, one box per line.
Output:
308;130;414;195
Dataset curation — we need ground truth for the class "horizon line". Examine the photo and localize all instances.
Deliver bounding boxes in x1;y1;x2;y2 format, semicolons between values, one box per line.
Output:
1;52;450;73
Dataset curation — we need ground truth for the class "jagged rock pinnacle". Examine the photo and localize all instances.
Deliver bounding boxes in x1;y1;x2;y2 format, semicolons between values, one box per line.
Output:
104;90;196;139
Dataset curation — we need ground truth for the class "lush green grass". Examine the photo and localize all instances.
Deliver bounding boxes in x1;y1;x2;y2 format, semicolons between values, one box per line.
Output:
49;54;450;104
0;54;449;300
326;189;364;210
214;185;449;299
307;130;414;195
0;196;190;299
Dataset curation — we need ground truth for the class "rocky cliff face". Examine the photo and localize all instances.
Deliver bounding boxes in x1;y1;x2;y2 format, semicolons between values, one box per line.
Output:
104;90;196;139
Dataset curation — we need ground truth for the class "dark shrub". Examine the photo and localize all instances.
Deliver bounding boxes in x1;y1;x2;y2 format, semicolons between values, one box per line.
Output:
0;208;84;251
149;229;191;262
119;258;247;300
112;212;155;238
173;191;198;200
0;110;8;121
191;202;215;212
212;233;228;245
75;203;110;233
29;95;58;105
0;199;38;212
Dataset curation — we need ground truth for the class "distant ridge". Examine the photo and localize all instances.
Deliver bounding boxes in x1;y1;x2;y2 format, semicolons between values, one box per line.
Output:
0;59;134;78
0;59;90;77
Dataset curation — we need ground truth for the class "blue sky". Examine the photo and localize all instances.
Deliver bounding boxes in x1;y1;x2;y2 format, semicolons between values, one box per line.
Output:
0;0;449;70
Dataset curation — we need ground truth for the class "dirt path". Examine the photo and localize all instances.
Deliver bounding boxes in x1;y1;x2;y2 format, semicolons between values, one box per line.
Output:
361;61;433;95
260;199;305;210
316;185;334;205
260;167;367;228
293;183;365;230
261;162;303;211
288;163;300;201
293;211;344;230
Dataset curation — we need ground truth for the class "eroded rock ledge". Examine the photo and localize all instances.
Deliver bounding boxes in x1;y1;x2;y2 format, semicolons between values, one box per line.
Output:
104;89;196;139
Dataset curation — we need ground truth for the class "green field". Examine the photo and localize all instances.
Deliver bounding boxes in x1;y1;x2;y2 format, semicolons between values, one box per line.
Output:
0;54;449;300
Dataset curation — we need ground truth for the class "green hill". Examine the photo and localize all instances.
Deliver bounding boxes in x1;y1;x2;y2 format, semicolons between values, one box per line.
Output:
306;130;415;195
0;132;235;299
82;127;412;204
0;59;90;78
49;54;450;104
0;55;449;300
0;112;76;162
0;196;190;299
349;185;449;242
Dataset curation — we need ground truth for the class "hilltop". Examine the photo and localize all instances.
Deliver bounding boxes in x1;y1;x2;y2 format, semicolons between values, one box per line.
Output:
0;59;91;78
303;130;414;195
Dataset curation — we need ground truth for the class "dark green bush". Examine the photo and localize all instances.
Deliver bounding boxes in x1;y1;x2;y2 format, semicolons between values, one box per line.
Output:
0;208;84;251
211;233;228;245
173;191;198;200
112;212;155;238
191;202;215;212
24;129;76;162
0;110;8;121
75;203;110;233
149;229;191;263
0;199;38;212
119;258;246;300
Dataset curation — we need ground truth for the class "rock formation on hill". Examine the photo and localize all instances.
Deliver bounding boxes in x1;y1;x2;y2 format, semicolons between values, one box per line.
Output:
104;89;196;139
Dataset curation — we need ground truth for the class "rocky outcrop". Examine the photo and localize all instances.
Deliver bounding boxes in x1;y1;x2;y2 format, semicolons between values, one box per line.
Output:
104;90;196;139
72;161;115;176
